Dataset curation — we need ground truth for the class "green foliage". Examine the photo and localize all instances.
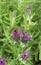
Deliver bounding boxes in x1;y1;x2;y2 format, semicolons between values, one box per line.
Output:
0;0;41;65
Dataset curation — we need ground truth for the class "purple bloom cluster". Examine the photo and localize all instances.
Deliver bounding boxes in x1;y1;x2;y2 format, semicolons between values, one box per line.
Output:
12;29;32;43
22;34;32;43
22;52;32;60
0;58;7;65
12;30;20;41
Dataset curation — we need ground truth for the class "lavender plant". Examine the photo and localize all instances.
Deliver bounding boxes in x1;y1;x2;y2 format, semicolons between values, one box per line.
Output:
0;0;41;65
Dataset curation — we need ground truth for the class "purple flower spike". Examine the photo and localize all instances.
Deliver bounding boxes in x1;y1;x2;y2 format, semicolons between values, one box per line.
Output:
0;58;7;65
22;34;32;43
27;5;32;16
12;30;20;41
22;52;32;60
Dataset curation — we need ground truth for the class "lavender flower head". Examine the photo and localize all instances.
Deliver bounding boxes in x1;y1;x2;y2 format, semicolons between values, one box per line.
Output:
22;52;32;60
12;29;32;42
27;5;32;16
22;34;32;43
12;30;20;41
0;58;7;65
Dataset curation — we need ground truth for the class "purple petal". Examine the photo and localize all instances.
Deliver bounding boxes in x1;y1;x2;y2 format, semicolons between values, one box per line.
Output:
1;58;7;63
12;30;20;41
26;35;32;40
0;62;6;65
0;58;6;65
22;34;32;43
22;52;32;60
